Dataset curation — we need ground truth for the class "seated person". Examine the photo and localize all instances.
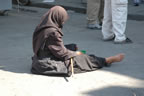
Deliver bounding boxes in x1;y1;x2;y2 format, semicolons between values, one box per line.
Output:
31;6;124;77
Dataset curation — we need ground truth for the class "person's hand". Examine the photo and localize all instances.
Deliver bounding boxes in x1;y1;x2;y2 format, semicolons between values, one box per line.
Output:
76;51;83;55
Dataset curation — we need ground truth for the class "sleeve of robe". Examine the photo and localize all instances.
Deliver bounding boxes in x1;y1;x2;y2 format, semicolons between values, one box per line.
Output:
47;31;77;60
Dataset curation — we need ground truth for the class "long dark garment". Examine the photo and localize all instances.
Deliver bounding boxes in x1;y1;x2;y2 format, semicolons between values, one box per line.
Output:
31;40;108;77
31;6;108;77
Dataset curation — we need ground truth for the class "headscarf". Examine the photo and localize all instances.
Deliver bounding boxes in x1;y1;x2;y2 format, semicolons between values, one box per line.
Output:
32;6;68;56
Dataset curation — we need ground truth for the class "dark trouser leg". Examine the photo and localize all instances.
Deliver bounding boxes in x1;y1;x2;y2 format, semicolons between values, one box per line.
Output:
89;54;109;68
72;54;109;74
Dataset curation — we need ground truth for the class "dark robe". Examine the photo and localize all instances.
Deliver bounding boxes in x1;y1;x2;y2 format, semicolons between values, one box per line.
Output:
31;6;108;77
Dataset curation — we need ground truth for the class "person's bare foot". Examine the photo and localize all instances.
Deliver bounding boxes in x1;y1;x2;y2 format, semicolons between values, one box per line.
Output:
106;53;125;64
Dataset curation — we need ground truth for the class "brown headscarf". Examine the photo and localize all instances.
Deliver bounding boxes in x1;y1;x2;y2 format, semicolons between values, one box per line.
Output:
33;6;68;56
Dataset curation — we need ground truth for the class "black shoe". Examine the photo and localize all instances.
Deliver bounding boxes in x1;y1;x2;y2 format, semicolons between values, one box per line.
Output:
114;37;133;44
134;3;139;6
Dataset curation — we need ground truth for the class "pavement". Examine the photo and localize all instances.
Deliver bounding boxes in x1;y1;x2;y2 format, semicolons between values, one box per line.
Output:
28;0;144;16
0;1;144;96
29;0;87;13
12;0;144;17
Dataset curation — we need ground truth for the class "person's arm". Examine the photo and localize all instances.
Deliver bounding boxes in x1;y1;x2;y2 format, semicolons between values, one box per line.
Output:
47;31;79;60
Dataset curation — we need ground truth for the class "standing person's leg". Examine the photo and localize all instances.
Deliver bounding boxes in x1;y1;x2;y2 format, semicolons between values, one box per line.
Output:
102;0;114;40
98;0;104;25
86;0;101;29
133;0;140;6
112;0;128;43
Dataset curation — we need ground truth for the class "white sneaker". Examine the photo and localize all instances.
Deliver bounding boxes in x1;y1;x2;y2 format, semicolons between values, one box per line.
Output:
103;35;115;41
87;24;102;29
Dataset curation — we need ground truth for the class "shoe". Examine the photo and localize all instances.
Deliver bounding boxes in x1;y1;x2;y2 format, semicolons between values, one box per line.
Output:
134;3;139;6
103;35;115;41
114;37;133;44
87;24;102;30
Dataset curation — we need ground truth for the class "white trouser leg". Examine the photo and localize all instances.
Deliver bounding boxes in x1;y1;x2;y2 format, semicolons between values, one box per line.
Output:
112;0;128;42
133;0;140;3
102;0;114;39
